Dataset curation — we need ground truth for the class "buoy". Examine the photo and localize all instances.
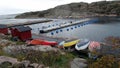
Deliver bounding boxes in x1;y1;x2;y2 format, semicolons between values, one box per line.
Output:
60;30;63;32
48;25;50;27
56;31;58;33
51;32;54;35
67;29;69;31
71;28;73;30
75;26;77;28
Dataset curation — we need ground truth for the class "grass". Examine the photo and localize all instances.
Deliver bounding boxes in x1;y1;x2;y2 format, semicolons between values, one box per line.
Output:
0;46;76;68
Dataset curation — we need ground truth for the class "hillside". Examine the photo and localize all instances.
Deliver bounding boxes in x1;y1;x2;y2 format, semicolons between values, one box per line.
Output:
15;1;120;18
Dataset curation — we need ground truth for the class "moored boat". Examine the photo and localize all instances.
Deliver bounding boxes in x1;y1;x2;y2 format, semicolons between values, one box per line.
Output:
75;39;90;50
28;39;58;46
63;39;80;47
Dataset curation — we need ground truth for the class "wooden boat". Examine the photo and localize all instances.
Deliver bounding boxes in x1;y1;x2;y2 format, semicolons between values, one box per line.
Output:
75;39;90;50
63;39;80;47
28;39;58;46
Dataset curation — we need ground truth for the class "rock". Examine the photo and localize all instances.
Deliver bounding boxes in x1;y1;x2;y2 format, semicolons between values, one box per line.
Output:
29;63;44;68
71;58;87;68
3;45;60;55
15;1;120;19
0;39;15;46
21;60;30;68
38;64;44;68
29;63;39;68
12;62;26;68
0;56;18;65
0;61;12;68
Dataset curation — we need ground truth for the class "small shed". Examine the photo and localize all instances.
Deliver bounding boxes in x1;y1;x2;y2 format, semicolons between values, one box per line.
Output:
0;24;8;35
10;26;32;41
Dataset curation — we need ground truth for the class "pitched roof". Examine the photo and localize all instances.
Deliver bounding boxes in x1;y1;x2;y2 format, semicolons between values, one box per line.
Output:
0;24;7;29
11;26;32;32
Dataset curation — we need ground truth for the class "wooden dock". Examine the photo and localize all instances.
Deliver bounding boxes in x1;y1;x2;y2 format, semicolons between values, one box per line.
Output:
7;20;52;27
40;18;91;33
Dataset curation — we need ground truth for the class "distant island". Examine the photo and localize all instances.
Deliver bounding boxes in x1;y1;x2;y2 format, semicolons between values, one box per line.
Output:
15;1;120;18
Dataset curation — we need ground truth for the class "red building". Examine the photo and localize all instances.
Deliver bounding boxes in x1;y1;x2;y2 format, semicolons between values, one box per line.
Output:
10;26;32;41
0;24;8;35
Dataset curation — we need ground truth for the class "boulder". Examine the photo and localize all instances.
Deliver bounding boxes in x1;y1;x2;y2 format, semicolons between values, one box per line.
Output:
0;56;18;65
20;60;30;68
3;45;60;55
29;63;44;68
71;58;87;68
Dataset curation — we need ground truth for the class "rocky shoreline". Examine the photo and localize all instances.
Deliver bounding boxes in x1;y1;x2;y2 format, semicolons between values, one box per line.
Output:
15;1;120;19
0;34;87;68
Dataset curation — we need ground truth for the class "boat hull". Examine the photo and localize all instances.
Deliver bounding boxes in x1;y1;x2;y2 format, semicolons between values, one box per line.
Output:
28;39;58;46
63;39;80;47
75;39;90;50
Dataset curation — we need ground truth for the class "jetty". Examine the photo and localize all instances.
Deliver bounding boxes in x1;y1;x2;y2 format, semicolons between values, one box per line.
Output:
7;20;52;27
40;18;93;33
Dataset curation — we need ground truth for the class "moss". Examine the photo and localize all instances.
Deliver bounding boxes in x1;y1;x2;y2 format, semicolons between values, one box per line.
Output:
0;61;12;68
5;50;75;68
88;55;119;68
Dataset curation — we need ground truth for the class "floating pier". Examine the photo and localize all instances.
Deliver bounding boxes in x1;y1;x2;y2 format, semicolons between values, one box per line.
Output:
40;18;93;33
7;20;52;27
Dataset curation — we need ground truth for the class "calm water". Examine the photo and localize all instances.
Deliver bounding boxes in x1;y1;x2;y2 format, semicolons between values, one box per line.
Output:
0;17;120;42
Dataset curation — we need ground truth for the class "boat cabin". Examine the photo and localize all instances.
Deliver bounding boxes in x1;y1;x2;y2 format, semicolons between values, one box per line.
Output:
0;24;8;35
10;26;32;41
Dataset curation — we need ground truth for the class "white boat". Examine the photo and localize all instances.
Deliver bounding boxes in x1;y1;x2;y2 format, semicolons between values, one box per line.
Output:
75;39;90;50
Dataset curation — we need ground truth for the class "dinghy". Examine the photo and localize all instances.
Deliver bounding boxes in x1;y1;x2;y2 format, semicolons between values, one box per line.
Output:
28;39;58;46
75;39;90;50
63;39;80;47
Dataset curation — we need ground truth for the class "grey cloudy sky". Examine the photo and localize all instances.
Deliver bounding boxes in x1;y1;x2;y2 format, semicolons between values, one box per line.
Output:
0;0;110;15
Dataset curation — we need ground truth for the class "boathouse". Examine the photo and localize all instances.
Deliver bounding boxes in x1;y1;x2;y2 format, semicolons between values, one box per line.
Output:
10;26;32;41
0;24;8;35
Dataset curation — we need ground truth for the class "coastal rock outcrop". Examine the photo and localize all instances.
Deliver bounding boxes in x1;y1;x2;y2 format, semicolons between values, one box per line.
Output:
0;56;45;68
3;45;60;55
15;1;120;18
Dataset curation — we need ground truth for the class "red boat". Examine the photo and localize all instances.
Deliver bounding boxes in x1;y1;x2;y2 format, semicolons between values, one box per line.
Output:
28;39;58;46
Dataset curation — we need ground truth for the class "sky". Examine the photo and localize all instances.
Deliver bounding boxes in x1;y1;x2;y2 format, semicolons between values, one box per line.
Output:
0;0;111;15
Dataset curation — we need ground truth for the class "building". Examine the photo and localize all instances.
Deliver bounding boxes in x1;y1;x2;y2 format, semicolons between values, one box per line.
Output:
0;24;8;35
10;26;32;41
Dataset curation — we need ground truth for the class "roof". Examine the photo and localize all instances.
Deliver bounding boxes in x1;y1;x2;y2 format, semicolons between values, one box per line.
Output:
11;26;32;32
0;24;7;29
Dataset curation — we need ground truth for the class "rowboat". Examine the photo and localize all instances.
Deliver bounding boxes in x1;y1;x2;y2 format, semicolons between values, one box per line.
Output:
75;39;90;50
28;39;58;46
63;39;80;47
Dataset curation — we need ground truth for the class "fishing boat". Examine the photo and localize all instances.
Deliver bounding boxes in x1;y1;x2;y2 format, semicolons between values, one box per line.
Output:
63;39;80;47
28;39;58;46
75;39;90;50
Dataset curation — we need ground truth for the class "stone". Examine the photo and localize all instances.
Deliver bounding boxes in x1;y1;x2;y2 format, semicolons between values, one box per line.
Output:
29;63;39;68
71;58;87;68
37;64;44;68
21;60;30;68
0;56;18;65
12;62;26;68
29;63;44;68
3;45;59;55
